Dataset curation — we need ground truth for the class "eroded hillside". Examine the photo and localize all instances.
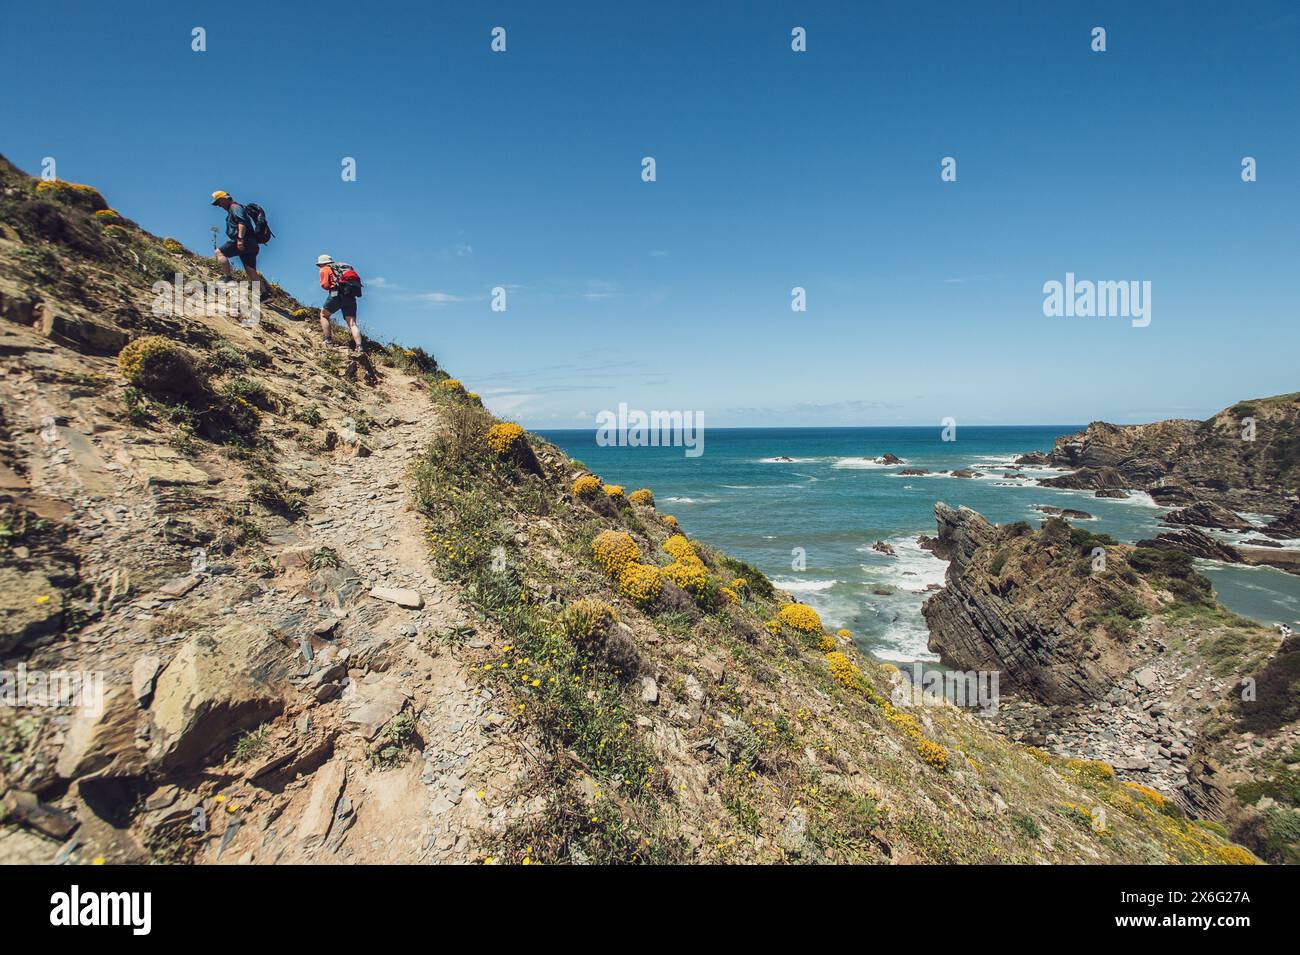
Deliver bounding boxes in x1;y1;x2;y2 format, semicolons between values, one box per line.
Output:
0;157;1265;864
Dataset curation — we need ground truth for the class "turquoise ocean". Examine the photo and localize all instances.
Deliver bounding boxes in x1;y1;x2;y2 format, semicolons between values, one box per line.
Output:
540;426;1300;662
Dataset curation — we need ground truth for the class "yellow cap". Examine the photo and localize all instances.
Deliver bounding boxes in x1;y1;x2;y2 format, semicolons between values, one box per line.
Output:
210;190;231;205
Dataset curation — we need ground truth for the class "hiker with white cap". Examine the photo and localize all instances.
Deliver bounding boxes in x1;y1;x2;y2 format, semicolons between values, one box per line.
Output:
317;254;364;354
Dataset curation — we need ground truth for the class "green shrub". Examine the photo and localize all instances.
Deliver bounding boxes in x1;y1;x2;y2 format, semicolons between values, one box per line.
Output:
1129;546;1213;603
292;403;323;427
207;342;249;373
219;376;276;412
369;711;419;770
715;554;775;599
1070;527;1118;553
309;546;340;571
248;477;304;518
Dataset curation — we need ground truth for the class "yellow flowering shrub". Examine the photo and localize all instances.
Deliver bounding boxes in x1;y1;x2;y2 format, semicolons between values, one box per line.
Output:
162;237;185;254
1025;746;1051;765
663;515;678;529
663;534;698;563
35;179;107;210
1122;782;1167;806
629;488;654;506
729;577;747;592
777;603;822;635
592;530;640;576
292;307;312;319
117;336;204;398
662;558;712;598
437;378;466;396
603;484;626;503
1205;842;1258;865
826;652;869;694
559;599;616;644
571;475;601;499
720;587;739;604
824;645;951;772
617;562;663;608
93;208;122;223
887;708;924;738
837;628;852;639
818;633;836;652
1065;758;1116;781
486;422;526;457
915;738;948;771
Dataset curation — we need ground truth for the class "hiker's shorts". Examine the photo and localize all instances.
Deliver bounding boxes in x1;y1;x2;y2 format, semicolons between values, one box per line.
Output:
322;293;358;319
218;239;259;268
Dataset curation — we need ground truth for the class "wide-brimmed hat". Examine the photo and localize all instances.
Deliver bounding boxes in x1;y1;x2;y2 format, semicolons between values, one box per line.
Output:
316;254;334;266
210;190;231;205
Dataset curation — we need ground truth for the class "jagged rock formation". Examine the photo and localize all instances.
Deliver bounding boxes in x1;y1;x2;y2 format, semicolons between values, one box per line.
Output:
1162;501;1252;531
1263;502;1300;539
1040;465;1130;493
1136;527;1241;563
1041;397;1300;516
922;505;1165;703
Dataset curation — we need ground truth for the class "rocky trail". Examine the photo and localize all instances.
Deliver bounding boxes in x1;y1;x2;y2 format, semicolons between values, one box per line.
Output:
1;302;537;864
183;381;539;865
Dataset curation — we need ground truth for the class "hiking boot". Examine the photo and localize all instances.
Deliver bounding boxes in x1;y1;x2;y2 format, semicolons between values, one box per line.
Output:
259;286;272;302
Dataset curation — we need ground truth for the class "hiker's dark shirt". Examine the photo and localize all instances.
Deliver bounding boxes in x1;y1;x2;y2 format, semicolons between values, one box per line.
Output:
225;202;254;241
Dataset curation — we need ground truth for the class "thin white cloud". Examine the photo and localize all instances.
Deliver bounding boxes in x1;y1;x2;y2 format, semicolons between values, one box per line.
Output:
396;291;481;305
580;279;620;301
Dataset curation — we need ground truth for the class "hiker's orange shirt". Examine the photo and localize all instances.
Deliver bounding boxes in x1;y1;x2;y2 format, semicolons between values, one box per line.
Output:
319;266;336;291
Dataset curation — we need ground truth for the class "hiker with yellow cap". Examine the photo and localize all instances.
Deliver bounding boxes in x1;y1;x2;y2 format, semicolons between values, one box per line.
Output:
210;190;272;301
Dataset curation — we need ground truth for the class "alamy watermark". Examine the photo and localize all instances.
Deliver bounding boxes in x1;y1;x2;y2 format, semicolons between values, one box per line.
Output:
892;662;1000;715
595;402;704;457
151;273;261;328
1043;272;1150;327
1;663;104;714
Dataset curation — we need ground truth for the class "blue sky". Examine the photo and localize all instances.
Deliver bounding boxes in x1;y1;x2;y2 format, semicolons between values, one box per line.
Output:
4;1;1297;427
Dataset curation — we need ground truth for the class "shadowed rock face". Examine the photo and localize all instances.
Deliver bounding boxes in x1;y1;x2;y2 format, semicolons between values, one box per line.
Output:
1162;501;1252;531
922;504;1163;705
1136;527;1241;563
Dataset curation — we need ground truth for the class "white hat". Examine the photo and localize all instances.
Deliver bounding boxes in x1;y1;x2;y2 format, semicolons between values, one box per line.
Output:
316;254;334;266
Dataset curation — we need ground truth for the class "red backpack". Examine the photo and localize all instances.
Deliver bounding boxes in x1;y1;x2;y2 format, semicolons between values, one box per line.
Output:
332;263;363;297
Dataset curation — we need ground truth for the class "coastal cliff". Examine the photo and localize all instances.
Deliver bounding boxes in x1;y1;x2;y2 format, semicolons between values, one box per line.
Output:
922;502;1299;863
1038;397;1300;520
1024;400;1300;576
921;504;1186;704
